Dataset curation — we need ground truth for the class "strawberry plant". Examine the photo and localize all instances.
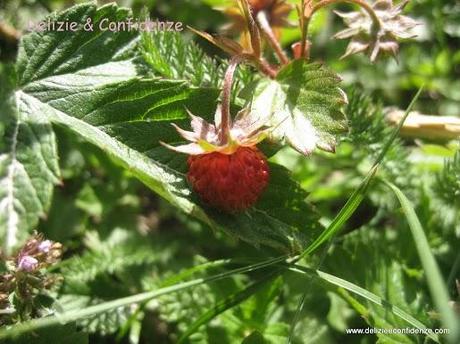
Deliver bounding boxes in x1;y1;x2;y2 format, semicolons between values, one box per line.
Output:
0;0;459;343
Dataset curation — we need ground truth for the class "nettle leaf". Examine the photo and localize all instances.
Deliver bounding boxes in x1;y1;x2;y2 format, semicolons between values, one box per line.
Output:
250;60;348;155
0;67;60;252
8;3;322;252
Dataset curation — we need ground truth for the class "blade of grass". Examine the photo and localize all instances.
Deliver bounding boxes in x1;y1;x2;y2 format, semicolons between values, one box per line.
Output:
178;268;282;343
289;86;424;342
298;165;378;259
298;86;424;261
288;265;440;343
0;255;289;340
384;181;460;343
447;252;460;291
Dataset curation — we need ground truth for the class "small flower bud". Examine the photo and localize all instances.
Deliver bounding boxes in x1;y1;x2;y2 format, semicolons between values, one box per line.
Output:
17;256;39;272
38;240;52;253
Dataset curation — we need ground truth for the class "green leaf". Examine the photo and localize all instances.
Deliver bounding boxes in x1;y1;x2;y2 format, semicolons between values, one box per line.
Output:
9;2;322;252
250;60;347;155
0;66;60;253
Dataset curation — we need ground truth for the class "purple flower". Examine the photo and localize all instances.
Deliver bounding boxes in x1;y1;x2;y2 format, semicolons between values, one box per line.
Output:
18;256;39;272
38;240;52;253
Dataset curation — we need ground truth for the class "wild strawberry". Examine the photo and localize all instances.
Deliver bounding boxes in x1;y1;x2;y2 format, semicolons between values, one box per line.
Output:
162;57;272;212
162;104;270;213
187;146;269;212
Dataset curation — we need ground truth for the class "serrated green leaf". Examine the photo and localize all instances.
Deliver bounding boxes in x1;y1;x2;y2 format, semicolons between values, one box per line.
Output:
8;2;322;252
250;60;348;155
0;67;60;253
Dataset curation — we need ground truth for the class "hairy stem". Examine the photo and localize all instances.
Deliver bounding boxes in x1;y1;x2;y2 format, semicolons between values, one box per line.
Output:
301;0;382;57
313;0;380;23
257;58;278;78
298;0;313;59
220;55;243;144
256;10;289;65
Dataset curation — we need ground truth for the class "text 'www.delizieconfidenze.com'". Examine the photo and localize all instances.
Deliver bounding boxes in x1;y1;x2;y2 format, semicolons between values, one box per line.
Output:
345;327;450;335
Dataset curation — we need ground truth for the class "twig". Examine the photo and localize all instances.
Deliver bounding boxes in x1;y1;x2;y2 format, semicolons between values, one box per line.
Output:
0;22;20;45
386;109;460;140
256;11;289;65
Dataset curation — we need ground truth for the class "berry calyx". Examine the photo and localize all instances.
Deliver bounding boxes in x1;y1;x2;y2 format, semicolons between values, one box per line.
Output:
187;146;269;212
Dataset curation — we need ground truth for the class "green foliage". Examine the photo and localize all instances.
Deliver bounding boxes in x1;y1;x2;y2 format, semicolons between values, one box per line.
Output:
435;151;460;207
0;65;60;254
0;1;459;344
250;61;348;155
344;90;410;184
324;228;434;343
54;225;187;337
141;31;226;88
10;323;88;344
0;2;329;253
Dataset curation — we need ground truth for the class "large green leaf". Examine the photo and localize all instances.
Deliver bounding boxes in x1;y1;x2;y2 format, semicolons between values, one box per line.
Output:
0;66;60;253
4;3;322;252
250;60;348;155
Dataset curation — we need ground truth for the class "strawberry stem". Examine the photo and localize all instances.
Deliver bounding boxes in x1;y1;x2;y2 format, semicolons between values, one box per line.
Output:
256;11;289;65
220;55;243;144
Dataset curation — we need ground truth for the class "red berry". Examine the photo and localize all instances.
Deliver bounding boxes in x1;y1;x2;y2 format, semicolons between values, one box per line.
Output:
187;146;269;212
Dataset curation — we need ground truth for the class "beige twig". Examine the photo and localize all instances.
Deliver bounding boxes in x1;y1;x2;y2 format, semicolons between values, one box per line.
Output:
386;108;460;140
0;22;20;45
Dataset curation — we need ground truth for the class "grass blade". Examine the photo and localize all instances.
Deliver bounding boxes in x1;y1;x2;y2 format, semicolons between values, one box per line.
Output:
289;87;425;341
0;255;289;340
298;86;424;260
384;181;460;343
289;265;439;343
178;269;281;343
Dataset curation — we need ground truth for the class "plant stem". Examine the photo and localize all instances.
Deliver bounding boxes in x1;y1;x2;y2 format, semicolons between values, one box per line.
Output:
301;0;382;57
257;58;278;78
312;0;381;26
220;55;243;144
298;0;313;59
256;10;289;65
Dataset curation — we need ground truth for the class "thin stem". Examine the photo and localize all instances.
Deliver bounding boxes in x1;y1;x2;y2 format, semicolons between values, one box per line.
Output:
257;58;278;78
312;0;381;26
256;10;289;65
301;0;382;57
220;55;243;144
299;0;307;59
298;0;313;59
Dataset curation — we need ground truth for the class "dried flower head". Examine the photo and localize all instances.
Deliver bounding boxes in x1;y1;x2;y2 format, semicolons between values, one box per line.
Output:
16;233;62;269
1;233;63;323
334;0;418;61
